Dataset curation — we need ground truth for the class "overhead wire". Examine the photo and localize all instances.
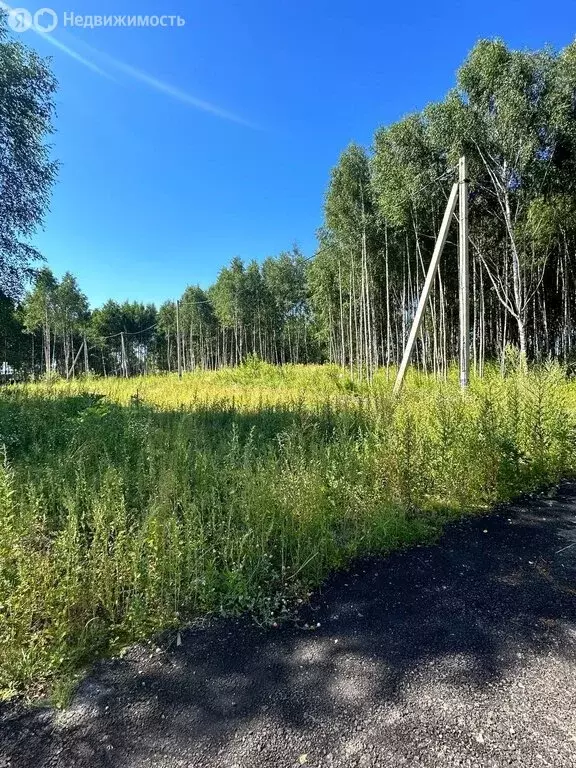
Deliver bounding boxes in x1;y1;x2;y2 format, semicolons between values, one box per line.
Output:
95;167;459;337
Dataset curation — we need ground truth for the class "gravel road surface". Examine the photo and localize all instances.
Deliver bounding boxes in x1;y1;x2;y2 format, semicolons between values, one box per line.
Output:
2;484;575;768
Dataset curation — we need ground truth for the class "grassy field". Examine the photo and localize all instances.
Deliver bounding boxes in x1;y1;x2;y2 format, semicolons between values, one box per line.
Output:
0;361;575;702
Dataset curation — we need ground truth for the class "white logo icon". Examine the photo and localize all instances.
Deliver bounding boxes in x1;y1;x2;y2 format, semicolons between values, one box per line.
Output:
34;7;57;32
7;7;33;32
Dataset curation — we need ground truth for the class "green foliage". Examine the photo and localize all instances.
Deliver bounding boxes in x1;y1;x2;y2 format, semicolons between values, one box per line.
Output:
0;364;574;702
0;21;58;298
21;268;57;334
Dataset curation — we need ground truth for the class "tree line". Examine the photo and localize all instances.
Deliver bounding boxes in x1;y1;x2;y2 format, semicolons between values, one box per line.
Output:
310;38;576;379
0;249;320;378
3;30;576;378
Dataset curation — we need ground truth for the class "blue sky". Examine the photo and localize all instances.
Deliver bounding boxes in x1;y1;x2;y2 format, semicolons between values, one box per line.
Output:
13;0;576;307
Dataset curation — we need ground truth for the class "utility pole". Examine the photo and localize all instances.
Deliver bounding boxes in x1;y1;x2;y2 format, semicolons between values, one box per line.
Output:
83;336;89;375
121;331;128;378
176;300;182;379
393;182;459;395
459;156;470;389
66;343;85;380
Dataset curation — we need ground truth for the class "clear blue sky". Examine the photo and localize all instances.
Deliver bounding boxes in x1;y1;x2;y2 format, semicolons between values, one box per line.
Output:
18;0;575;308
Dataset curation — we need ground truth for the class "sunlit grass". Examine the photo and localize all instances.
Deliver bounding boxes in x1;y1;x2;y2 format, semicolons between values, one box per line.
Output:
31;363;373;410
0;361;574;701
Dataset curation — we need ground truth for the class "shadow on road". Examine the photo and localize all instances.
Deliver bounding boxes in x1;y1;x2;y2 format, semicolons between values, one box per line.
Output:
1;483;575;767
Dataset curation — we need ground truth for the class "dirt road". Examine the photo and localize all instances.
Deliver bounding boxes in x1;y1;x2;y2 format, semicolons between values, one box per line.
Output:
2;484;575;767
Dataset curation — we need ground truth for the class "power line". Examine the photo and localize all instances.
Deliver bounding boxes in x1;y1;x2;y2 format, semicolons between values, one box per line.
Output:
95;296;218;340
408;165;457;199
96;166;457;331
307;165;458;263
97;323;158;340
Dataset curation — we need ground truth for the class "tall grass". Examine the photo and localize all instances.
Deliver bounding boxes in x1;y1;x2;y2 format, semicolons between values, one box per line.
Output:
0;362;574;700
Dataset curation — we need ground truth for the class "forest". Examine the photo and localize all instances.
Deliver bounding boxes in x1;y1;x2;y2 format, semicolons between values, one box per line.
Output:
3;38;576;380
2;24;576;703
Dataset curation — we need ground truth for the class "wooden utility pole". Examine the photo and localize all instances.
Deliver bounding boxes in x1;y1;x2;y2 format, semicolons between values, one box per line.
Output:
176;300;182;379
393;182;459;395
121;331;128;378
83;336;89;375
459;156;470;389
66;343;85;380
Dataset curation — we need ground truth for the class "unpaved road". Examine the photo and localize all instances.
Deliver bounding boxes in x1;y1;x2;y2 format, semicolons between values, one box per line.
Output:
2;484;576;768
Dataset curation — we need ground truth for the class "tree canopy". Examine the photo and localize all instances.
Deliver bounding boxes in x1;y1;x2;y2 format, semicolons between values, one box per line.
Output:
4;37;576;378
0;19;58;299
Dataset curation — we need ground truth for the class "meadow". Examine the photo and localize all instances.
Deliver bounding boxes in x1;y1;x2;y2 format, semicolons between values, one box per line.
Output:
0;361;575;702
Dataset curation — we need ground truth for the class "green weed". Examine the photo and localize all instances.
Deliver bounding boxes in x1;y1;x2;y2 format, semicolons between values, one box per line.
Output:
0;362;574;701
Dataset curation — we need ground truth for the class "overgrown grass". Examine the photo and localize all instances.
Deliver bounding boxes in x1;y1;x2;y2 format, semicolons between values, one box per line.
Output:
0;362;574;701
